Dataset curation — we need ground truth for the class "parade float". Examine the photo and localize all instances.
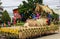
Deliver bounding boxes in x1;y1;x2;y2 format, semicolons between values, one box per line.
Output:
0;3;59;39
0;23;59;39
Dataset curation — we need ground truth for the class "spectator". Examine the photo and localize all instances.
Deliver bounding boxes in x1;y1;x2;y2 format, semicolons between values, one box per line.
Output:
2;23;4;27
4;22;6;27
8;21;11;27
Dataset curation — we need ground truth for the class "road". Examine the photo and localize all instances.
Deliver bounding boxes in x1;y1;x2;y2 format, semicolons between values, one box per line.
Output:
35;27;60;39
36;33;60;39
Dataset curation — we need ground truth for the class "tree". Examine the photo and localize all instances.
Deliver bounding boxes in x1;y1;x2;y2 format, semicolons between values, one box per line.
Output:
18;0;43;13
18;0;43;21
0;0;2;5
51;11;59;24
1;10;11;24
34;0;43;4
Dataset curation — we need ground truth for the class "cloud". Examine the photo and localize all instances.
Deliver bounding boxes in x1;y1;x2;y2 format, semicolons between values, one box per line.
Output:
1;0;22;6
1;0;24;12
1;0;24;16
43;0;60;6
1;0;60;14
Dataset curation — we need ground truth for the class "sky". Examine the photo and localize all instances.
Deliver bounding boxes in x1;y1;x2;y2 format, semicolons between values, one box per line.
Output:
43;0;60;9
1;0;23;13
1;0;26;16
0;0;60;16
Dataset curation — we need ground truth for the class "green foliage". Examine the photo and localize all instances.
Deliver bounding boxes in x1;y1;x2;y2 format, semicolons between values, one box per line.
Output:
0;1;2;5
51;13;59;24
18;0;43;21
16;22;25;26
18;0;43;13
1;10;11;24
52;13;59;19
34;0;43;4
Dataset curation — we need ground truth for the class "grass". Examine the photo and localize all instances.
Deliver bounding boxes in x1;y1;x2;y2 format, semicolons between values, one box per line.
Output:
15;21;25;26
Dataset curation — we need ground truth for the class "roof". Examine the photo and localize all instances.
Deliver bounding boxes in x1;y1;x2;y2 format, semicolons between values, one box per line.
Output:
35;3;53;14
41;5;53;14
